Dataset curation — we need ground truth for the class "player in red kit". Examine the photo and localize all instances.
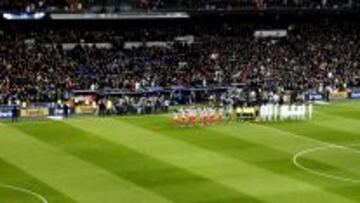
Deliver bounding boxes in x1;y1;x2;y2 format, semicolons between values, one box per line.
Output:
188;108;196;127
202;108;208;126
209;108;215;125
173;111;179;127
218;108;224;124
197;107;202;126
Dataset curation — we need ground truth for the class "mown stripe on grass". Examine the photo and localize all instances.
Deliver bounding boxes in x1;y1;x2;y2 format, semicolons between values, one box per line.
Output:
216;120;360;202
315;102;360;121
67;117;356;203
13;121;263;203
122;114;360;177
120;115;360;203
213;122;360;177
1;123;172;203
311;110;360;138
261;120;360;147
0;158;76;203
251;122;360;201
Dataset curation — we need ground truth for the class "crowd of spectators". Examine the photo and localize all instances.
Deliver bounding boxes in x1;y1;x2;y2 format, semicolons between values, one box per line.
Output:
0;21;360;105
113;95;169;115
0;0;356;11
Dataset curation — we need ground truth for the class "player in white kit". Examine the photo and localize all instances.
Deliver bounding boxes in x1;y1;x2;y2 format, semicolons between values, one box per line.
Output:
259;104;267;121
281;104;290;120
300;104;306;120
308;103;313;119
273;104;279;121
267;104;273;121
290;104;297;120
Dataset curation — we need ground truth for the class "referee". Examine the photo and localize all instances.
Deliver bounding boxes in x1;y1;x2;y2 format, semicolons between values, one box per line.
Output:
11;105;18;122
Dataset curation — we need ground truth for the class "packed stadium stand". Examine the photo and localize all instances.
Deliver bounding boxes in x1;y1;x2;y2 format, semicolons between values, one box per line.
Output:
2;3;360;203
1;21;359;103
0;0;359;114
0;0;357;11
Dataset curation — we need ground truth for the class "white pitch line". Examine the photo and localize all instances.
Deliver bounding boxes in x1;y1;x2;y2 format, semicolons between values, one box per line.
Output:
0;184;48;203
252;123;360;154
293;145;360;184
0;122;48;202
253;124;360;183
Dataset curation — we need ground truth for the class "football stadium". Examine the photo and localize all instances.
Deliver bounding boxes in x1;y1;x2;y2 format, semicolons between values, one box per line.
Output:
1;0;360;203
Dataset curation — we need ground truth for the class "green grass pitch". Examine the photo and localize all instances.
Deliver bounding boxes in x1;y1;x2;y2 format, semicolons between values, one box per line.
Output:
1;101;360;203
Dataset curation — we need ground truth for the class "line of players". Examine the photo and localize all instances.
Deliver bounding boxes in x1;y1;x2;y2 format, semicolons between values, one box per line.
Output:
259;103;313;121
173;103;313;127
173;107;230;127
